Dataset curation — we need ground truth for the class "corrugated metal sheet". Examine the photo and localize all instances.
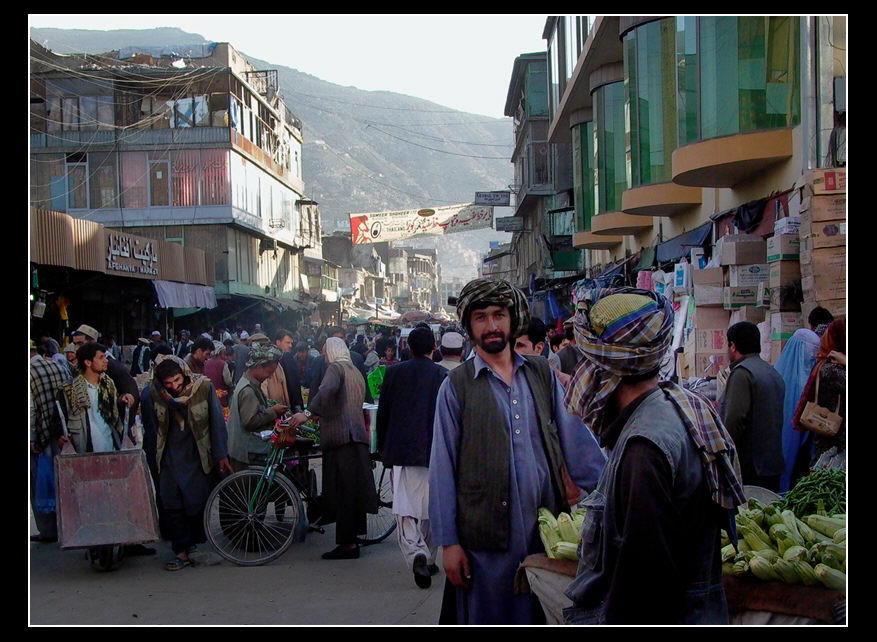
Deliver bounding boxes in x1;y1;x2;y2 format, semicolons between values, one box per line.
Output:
159;240;186;282
30;209;75;268
70;218;105;273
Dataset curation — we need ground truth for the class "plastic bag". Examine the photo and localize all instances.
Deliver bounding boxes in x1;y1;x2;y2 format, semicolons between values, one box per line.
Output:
34;453;56;515
367;365;386;398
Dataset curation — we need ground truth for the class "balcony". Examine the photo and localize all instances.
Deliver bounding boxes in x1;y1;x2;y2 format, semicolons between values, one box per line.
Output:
621;182;703;217
671;128;794;188
572;231;623;250
590;212;654;236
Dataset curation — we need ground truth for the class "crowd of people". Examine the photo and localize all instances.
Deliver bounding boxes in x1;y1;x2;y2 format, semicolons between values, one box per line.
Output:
29;284;846;625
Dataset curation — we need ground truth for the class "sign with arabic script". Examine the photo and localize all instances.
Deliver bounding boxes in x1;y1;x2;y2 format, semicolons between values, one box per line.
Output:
106;232;159;277
349;203;493;245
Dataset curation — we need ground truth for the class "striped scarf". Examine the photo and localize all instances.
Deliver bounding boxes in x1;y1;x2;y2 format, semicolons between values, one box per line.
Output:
565;287;745;510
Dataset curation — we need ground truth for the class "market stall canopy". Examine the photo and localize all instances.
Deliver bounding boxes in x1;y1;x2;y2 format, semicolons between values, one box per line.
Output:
399;310;430;323
656;221;712;265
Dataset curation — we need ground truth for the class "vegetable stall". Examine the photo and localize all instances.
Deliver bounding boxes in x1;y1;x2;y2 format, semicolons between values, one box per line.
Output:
514;470;847;625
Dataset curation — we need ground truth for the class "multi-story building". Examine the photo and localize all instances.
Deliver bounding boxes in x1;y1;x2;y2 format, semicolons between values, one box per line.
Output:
541;15;846;276
390;247;442;313
502;52;579;290
30;40;322;340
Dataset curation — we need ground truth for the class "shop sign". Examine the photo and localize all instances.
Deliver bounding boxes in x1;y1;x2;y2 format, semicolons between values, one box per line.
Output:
475;191;511;206
106;232;159;277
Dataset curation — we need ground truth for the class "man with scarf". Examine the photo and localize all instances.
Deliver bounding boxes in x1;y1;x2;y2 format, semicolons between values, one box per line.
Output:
562;287;745;625
140;355;233;570
226;343;288;472
428;278;605;625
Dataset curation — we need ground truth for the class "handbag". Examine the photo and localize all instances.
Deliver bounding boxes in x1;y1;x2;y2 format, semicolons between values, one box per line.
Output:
798;370;843;437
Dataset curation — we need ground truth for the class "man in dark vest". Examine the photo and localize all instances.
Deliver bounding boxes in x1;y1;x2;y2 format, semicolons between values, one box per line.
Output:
428;278;605;625
719;321;786;491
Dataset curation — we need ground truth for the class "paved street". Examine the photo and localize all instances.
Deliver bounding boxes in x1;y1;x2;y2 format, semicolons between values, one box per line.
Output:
29;509;444;626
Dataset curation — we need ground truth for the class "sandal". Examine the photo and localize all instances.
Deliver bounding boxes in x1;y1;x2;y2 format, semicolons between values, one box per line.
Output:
165;556;193;571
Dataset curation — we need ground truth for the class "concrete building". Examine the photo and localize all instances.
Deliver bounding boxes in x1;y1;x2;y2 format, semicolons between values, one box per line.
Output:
30;39;323;340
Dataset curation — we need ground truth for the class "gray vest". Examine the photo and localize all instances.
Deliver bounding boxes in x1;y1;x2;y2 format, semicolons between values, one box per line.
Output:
564;388;728;624
720;355;785;478
448;355;567;551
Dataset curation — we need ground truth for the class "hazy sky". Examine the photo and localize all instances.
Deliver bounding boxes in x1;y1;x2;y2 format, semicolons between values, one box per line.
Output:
29;13;549;119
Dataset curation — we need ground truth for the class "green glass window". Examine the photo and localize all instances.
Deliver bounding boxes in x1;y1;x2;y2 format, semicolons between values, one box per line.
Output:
572;121;596;232
624;18;677;188
594;82;627;214
677;16;800;144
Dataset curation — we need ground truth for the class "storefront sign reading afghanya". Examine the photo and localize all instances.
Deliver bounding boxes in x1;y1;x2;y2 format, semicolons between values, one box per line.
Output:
106;233;159;276
349;203;493;245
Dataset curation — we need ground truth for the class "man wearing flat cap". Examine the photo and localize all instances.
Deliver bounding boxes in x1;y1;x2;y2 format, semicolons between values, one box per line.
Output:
561;287;745;625
428;278;605;625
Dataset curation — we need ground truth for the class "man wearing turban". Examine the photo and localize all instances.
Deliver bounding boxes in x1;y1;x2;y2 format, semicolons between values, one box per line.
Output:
561;287;745;625
428;278;606;625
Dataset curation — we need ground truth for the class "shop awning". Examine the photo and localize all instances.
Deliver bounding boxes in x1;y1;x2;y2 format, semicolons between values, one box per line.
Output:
633;245;656;272
221;292;311;312
656;221;712;265
153;280;217;309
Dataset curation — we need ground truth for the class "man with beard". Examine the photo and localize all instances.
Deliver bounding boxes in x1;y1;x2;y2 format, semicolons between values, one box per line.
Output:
428;278;605;625
140;355;233;570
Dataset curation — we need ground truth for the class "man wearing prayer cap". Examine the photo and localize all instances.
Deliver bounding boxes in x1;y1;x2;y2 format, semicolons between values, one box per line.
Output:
428;278;606;625
225;343;288;471
561;287;744;625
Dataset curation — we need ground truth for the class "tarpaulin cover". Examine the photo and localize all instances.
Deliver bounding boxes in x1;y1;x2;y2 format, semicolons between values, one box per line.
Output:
153;280;217;309
656;221;712;264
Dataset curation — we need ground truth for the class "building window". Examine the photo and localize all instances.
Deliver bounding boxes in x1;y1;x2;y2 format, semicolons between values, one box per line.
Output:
625;18;677;187
66;153;87;209
677;16;800;145
593;81;627;214
572;121;596;232
149;160;171;207
88;152;118;208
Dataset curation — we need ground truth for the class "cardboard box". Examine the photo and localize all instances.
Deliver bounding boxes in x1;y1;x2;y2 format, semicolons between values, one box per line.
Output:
727;263;771;287
757;282;800;312
693;306;731;330
690;328;728;353
676;350;689;380
766;234;801;262
719;235;767;266
800;245;845;280
801;219;846;249
774;216;802;236
674;261;692;293
756;282;772;308
769;260;801;290
689;352;729;378
691;267;723;286
730;306;766;325
723;286;759;309
693;285;724;307
796;167;846;196
802;275;846;302
770;312;803;340
690;247;707;269
801;299;846;321
800;194;846;222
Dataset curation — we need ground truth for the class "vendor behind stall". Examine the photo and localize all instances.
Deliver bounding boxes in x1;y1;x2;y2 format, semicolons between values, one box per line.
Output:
561;287;746;625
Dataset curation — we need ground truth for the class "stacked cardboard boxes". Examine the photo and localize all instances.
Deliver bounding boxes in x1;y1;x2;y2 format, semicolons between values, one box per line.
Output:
790;168;847;324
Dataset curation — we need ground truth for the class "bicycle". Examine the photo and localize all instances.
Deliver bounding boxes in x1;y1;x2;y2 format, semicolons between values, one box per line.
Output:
203;430;396;566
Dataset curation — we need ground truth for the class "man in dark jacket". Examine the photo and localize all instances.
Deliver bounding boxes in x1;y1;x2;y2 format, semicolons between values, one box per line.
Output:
376;327;447;588
719;321;786;491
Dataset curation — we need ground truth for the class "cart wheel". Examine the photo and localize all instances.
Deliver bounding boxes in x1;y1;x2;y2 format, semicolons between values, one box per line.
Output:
90;545;125;572
357;459;396;545
203;469;303;566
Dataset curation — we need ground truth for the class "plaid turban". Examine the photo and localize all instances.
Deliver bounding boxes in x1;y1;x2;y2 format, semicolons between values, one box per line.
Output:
456;278;530;339
565;286;745;510
246;343;283;368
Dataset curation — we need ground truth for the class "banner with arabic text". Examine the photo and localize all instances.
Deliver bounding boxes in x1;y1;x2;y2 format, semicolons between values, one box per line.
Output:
349;203;493;245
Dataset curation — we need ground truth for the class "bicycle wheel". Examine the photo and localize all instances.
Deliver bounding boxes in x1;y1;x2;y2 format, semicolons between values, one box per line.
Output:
204;469;303;566
358;459;396;545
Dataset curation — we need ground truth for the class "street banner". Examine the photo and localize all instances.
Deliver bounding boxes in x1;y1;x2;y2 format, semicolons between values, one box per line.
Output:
349;203;493;245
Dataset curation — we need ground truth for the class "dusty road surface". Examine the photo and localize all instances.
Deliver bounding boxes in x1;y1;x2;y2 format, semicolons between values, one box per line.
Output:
29;509;444;626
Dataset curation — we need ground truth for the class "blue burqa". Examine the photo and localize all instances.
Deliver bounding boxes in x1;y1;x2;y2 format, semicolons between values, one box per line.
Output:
773;329;820;492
